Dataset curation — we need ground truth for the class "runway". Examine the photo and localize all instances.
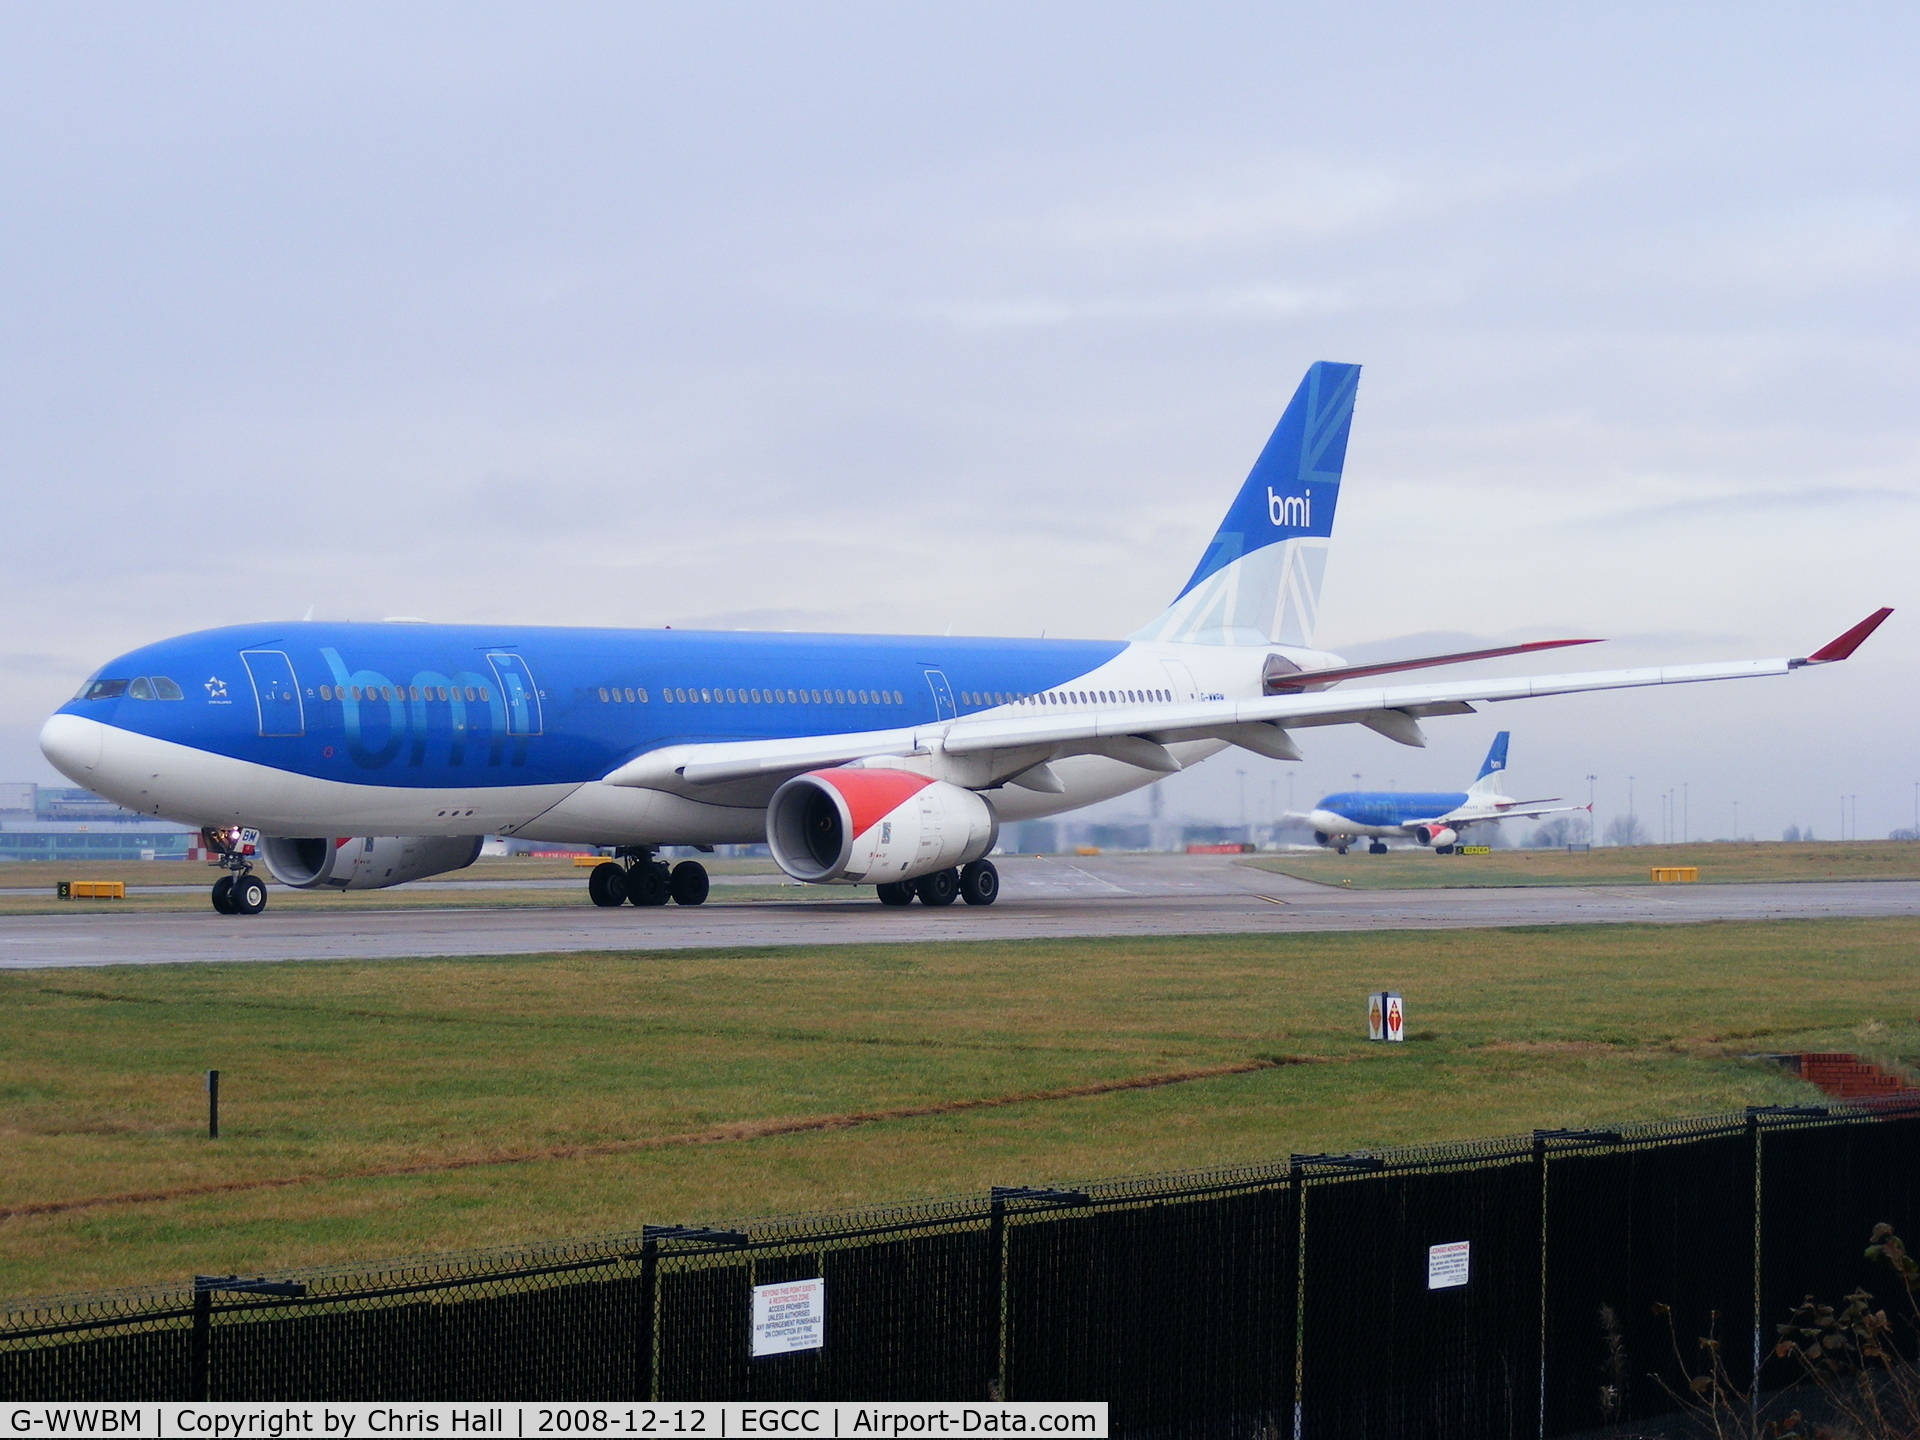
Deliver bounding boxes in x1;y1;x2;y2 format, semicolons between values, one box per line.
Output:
5;854;1918;968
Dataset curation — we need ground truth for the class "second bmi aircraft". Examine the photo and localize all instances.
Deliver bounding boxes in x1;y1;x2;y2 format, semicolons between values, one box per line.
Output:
39;363;1889;913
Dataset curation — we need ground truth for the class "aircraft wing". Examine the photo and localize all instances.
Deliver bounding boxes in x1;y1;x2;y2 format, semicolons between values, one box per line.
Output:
602;609;1890;795
1429;801;1584;827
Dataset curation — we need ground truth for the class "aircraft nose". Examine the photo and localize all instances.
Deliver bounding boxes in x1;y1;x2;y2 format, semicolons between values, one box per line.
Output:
40;713;105;783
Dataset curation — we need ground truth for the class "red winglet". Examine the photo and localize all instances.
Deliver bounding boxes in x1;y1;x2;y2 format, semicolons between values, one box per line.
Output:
1803;607;1893;664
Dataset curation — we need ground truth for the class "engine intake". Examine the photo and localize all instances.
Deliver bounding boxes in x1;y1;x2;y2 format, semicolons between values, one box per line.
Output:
261;835;484;890
1412;825;1458;849
767;769;997;884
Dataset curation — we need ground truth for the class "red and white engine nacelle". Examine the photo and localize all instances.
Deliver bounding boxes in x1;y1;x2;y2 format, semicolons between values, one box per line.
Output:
767;769;998;884
260;835;484;890
1412;825;1458;849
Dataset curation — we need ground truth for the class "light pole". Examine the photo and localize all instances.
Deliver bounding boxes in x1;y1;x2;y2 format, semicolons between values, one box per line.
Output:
1587;775;1598;845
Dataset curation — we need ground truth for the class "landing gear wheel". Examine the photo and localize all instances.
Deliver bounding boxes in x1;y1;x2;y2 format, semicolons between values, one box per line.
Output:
588;862;629;907
1368;842;1389;855
669;861;709;906
231;874;268;914
629;862;671;906
1335;844;1349;855
1435;844;1455;856
959;860;999;906
876;881;915;907
210;875;236;914
915;868;960;907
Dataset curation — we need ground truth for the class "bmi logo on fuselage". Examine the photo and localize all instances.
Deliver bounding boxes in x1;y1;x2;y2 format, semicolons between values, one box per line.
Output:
1267;486;1311;528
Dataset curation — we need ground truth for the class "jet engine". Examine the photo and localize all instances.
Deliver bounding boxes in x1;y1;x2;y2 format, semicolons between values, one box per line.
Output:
1412;825;1458;849
767;769;997;884
260;835;484;890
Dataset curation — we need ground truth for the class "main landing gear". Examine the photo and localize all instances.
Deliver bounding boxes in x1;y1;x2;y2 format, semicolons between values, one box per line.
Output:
876;860;999;908
204;828;268;915
588;848;709;908
1368;842;1390;855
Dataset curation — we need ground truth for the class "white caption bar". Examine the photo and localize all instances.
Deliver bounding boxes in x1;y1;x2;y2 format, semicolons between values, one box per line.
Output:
3;1404;1109;1440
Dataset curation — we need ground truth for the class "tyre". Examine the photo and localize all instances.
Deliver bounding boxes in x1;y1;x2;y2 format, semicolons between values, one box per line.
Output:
629;862;671;906
587;862;629;907
1435;844;1455;856
959;859;999;906
210;875;236;914
1368;842;1389;855
231;875;268;914
669;860;709;906
915;868;959;907
875;880;915;906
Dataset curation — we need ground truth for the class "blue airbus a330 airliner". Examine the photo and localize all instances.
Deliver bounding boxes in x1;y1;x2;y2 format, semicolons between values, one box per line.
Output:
1294;731;1582;854
39;362;1890;914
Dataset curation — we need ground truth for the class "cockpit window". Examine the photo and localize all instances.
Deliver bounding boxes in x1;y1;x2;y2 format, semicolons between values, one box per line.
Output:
128;677;153;700
150;677;184;700
78;679;129;701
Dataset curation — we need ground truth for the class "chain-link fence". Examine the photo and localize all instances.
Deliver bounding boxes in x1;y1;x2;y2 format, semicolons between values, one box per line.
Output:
6;1099;1918;1437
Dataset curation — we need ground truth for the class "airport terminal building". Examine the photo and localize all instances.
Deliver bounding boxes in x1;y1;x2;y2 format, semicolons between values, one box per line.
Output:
0;782;196;862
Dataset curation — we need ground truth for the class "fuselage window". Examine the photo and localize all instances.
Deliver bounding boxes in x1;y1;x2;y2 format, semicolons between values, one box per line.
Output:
625;688;637;703
350;686;363;701
320;685;333;701
750;688;760;703
637;688;648;702
437;687;449;702
724;688;734;703
831;689;840;704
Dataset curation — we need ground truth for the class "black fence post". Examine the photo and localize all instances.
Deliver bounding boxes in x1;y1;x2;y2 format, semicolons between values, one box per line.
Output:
1532;1130;1548;1440
986;1191;1006;1401
206;1070;219;1140
637;1238;658;1401
189;1284;211;1401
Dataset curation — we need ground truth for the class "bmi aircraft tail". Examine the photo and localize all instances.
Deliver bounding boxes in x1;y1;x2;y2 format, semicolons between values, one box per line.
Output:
1466;732;1510;796
1132;360;1361;648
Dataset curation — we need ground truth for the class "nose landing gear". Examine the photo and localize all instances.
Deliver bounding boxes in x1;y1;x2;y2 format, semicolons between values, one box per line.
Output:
204;828;268;915
588;849;708;908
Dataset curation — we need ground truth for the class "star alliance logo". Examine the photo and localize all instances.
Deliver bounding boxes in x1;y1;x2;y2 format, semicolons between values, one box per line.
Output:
204;676;230;703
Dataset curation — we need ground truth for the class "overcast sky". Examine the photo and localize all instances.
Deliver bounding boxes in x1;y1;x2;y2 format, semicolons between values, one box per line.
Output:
2;3;1915;840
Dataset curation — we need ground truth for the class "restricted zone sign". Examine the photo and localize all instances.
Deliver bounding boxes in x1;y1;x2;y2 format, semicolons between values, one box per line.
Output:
751;1277;826;1356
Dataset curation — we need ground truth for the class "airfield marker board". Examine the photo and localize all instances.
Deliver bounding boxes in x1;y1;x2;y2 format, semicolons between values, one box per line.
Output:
1369;992;1404;1042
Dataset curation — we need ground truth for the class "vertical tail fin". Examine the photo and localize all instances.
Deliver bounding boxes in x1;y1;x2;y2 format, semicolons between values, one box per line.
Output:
1467;732;1510;794
1132;360;1361;648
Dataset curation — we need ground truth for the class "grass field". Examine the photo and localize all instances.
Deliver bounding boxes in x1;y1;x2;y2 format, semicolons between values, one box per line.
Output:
3;916;1917;1300
1244;840;1920;889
